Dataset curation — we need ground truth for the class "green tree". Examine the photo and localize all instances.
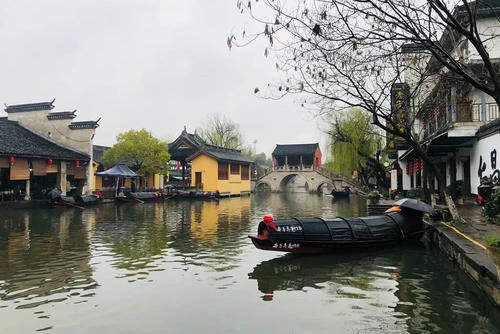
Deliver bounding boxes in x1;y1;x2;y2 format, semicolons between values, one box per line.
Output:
254;152;272;167
327;109;387;189
197;114;243;149
102;129;170;176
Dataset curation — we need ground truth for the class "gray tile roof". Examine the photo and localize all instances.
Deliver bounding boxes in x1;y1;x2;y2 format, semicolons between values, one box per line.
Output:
69;120;100;129
477;118;500;139
47;110;77;120
272;143;319;156
187;144;253;164
168;129;207;162
0;119;89;160
5;100;55;113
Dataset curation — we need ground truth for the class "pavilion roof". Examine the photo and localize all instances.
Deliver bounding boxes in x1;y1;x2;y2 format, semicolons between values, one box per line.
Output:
272;143;320;156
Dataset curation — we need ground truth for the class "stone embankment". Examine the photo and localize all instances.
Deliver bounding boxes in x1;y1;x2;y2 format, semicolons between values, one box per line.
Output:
424;217;500;306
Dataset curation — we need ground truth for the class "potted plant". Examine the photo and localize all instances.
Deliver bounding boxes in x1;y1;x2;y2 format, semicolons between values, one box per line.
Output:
484;189;500;225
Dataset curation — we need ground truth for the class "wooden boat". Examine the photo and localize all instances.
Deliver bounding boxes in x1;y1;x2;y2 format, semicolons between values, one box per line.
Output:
116;191;162;203
51;194;101;209
331;186;350;198
75;194;101;205
169;190;220;200
249;199;432;253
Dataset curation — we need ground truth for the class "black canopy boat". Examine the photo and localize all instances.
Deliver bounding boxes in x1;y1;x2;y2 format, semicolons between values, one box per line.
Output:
331;186;350;198
249;198;434;253
48;188;101;208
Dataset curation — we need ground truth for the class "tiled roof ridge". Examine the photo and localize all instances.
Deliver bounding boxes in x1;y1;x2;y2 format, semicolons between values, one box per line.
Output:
276;143;319;146
68;118;100;129
47;110;77;120
202;143;242;153
5;99;56;113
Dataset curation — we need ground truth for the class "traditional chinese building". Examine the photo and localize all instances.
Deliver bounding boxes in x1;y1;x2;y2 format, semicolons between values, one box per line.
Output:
168;127;206;185
0;100;99;199
272;144;322;171
187;144;252;196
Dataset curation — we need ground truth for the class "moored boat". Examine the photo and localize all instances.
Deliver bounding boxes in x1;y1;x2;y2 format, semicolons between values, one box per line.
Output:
249;199;434;253
331;186;350;198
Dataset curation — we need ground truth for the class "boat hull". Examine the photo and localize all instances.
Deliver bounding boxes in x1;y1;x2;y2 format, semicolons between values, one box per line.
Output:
250;209;425;253
249;233;423;253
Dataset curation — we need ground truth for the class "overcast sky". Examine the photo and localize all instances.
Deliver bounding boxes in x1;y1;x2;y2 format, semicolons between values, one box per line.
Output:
0;1;327;158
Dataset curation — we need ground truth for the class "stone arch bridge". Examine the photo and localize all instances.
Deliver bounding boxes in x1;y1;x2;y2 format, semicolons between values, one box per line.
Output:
253;168;351;193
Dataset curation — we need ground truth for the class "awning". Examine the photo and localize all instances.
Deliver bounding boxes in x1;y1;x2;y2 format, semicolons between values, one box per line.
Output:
95;164;137;177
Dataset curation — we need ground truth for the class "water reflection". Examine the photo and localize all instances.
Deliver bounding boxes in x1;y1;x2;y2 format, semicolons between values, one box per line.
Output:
0;194;498;334
0;209;96;309
248;243;500;333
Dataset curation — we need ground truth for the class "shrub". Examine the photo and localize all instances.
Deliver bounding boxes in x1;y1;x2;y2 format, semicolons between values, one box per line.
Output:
483;235;500;247
484;188;500;224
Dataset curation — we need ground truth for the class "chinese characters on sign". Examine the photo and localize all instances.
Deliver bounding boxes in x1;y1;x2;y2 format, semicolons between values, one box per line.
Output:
387;83;410;159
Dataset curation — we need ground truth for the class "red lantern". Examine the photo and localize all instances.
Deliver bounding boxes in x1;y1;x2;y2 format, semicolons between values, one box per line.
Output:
420;159;424;170
9;156;14;165
406;165;409;175
48;159;53;166
76;160;80;167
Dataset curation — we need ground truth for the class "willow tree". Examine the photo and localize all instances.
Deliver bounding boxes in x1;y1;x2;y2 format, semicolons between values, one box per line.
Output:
328;109;387;189
230;0;500;221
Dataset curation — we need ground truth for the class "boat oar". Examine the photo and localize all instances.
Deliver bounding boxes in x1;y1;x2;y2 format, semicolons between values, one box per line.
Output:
133;197;144;204
64;201;84;210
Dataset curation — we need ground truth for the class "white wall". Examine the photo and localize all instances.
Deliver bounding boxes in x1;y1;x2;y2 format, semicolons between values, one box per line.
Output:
8;110;95;154
468;18;500;60
470;133;500;194
8;109;96;194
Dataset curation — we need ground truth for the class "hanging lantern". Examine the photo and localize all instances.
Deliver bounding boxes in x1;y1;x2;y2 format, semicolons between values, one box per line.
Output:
420;159;424;171
75;160;80;167
406;165;409;175
48;159;53;166
9;156;14;165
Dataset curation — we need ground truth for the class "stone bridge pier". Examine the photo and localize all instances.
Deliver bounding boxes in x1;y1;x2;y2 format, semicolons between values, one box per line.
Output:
254;169;343;193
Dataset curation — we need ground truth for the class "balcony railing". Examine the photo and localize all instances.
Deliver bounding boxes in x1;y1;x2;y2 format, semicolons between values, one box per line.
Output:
471;103;499;122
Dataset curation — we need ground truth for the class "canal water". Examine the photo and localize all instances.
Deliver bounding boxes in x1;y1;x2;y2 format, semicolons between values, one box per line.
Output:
0;194;499;333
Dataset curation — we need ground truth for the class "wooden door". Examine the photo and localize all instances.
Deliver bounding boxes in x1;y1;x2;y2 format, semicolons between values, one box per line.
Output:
195;172;202;188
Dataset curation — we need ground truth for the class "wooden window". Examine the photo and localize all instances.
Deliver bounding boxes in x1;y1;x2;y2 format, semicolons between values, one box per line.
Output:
10;158;30;180
218;162;229;180
230;163;240;175
241;165;249;180
32;160;47;176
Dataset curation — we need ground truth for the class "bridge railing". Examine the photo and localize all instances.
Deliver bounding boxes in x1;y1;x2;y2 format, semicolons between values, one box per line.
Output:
273;165;317;172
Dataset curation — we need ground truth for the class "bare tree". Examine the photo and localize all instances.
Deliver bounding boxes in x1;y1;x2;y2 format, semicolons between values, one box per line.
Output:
231;0;500;220
197;114;243;149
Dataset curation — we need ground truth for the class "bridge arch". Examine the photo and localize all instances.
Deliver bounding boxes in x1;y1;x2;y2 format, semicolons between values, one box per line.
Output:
316;182;334;194
255;181;272;192
279;174;310;192
253;169;356;193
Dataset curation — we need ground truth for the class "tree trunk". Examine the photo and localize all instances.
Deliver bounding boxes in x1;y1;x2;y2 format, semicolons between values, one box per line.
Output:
422;161;429;202
409;143;461;222
431;161;461;222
